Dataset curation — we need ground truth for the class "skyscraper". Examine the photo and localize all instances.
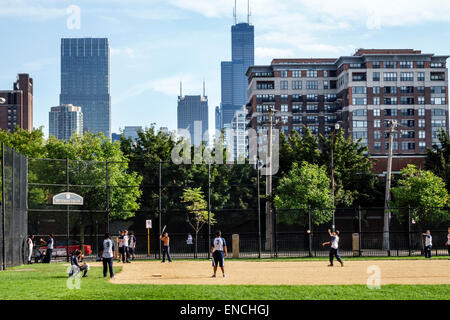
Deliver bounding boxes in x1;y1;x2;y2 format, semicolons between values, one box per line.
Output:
60;38;111;138
49;104;83;140
0;74;33;132
177;88;209;146
216;2;254;131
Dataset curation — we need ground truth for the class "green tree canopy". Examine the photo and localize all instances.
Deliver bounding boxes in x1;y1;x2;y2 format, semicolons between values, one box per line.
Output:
391;164;449;225
426;129;450;193
274;161;334;225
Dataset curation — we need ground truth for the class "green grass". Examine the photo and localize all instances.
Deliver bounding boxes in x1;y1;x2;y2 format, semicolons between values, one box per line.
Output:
0;262;448;300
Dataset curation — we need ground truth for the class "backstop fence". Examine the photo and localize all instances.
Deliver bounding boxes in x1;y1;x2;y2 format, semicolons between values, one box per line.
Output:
26;157;450;261
0;144;28;270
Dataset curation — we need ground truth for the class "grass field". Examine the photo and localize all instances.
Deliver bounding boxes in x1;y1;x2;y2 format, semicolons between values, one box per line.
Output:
0;258;448;300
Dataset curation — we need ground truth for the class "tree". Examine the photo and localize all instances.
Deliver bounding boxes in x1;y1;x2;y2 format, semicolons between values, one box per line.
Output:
391;165;449;225
181;187;216;257
426;129;450;193
274;161;334;225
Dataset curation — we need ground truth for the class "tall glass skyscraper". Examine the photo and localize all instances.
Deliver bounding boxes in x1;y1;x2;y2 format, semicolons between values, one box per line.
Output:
60;38;111;138
217;20;254;131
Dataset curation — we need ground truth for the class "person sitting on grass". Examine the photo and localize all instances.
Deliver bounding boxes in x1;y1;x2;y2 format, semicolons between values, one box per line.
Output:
69;249;89;278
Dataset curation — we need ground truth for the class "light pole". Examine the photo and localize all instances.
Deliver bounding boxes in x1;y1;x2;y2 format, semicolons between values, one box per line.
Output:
330;122;341;232
265;107;275;251
0;98;6;104
383;120;397;252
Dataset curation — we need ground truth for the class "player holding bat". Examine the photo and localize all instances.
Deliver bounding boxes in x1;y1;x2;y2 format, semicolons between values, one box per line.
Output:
159;226;172;263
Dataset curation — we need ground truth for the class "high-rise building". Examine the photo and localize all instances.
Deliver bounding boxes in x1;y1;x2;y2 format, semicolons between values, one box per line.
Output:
246;49;449;173
60;38;111;138
177;92;209;146
216;2;254;131
123;126;142;142
225;106;248;162
49;104;83;140
0;74;33;132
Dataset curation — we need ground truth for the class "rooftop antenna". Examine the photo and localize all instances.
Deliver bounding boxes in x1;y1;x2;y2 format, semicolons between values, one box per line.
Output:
234;0;237;25
247;0;250;24
203;79;206;97
180;81;182;97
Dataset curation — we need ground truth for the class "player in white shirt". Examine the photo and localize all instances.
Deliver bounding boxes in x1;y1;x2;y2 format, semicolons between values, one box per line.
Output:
122;230;130;263
129;233;136;261
99;233;115;278
422;230;432;259
210;231;228;278
27;235;34;264
322;229;344;267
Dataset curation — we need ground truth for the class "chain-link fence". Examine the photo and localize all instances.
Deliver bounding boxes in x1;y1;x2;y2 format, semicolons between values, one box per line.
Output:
1;144;28;270
26;157;450;261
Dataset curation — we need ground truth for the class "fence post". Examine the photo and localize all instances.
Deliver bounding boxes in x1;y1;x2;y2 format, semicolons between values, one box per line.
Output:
207;163;211;260
308;206;312;257
158;160;162;260
2;143;6;270
66;158;70;262
257;163;261;259
408;205;411;257
358;205;362;257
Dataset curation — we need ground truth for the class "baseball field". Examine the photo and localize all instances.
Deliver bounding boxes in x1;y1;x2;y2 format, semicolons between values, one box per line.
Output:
0;257;449;300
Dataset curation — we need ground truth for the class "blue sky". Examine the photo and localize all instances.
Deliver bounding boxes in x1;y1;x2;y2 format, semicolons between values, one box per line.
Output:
1;0;450;137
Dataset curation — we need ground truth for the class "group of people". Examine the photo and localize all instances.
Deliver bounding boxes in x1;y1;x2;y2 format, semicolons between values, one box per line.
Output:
26;234;54;264
421;228;450;259
117;230;136;263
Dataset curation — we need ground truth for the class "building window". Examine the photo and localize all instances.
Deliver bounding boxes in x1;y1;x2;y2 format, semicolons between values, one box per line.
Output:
292;80;302;90
416;61;425;68
419;142;426;150
353;120;367;128
374;142;382;151
281;105;288;112
352;86;367;94
280;70;288;78
384;72;397;81
431;86;446;94
373;72;380;81
374;131;381;139
384;86;397;94
374;120;381;128
402;142;415;151
400;72;414;81
373;109;380;117
307;70;318;78
353;131;368;140
419;119;425;128
417;86;425;94
280;81;288;90
323;81;329;89
373;97;380;105
384;61;396;68
353;109;367;117
431;97;446;105
418;97;425;105
417;72;425;81
373;61;381;69
432;109;446;116
399;61;413;69
431;62;443;68
352;98;367;105
306;94;318;102
373;86;380;94
306;80;318;90
306;105;318;112
292;70;301;78
324;71;328;77
384;97;397;105
384;109;398;116
419;131;426;139
418;108;425;116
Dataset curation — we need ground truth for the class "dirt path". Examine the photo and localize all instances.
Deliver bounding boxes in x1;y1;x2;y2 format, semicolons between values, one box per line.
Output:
106;260;450;285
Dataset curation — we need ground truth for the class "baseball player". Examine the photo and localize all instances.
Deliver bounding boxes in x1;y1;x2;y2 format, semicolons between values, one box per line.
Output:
68;249;89;278
123;230;130;263
422;230;432;259
446;227;450;258
322;229;344;267
117;230;124;262
99;233;115;278
27;235;34;264
160;232;172;263
129;232;136;261
211;231;227;278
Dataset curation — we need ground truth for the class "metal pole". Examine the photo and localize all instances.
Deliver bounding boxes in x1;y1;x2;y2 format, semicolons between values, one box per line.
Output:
408;205;411;256
207;163;211;260
265;108;273;251
257;160;261;259
158;160;162;259
66;158;70;262
358;205;362;257
308;206;313;257
331;130;335;232
273;205;277;258
2;143;6;270
383;120;395;255
106;161;110;233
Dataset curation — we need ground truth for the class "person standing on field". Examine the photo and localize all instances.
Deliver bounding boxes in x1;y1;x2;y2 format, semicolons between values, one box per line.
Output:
100;233;115;278
422;230;432;259
40;234;54;263
117;230;124;263
27;235;34;264
160;232;172;263
129;232;136;261
211;231;227;278
446;227;450;259
122;230;130;263
322;229;344;267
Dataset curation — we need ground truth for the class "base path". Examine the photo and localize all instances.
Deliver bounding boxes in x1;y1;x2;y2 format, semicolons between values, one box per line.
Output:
109;260;450;285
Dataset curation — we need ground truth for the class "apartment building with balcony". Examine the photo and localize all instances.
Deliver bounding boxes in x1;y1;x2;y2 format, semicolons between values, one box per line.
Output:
246;49;449;173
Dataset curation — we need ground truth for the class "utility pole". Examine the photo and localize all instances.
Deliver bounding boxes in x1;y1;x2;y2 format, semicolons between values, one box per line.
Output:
330;123;340;232
383;120;396;252
265;107;275;251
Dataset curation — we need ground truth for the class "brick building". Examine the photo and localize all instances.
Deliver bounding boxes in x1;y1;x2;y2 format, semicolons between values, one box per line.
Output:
246;49;449;174
0;74;33;132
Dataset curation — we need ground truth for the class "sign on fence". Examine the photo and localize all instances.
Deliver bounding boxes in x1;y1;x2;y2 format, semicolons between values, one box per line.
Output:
52;192;84;205
146;220;152;229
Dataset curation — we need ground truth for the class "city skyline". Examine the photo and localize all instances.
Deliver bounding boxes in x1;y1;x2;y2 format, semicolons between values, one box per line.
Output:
1;0;450;138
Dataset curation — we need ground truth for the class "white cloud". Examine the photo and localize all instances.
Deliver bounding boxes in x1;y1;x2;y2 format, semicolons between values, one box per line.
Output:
110;47;136;59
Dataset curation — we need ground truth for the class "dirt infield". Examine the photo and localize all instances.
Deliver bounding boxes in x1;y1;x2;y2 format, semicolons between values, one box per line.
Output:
108;259;450;286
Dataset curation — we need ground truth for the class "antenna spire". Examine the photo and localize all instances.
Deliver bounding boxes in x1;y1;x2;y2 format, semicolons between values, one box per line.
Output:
203;79;206;97
180;81;182;97
247;0;250;24
234;0;237;25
